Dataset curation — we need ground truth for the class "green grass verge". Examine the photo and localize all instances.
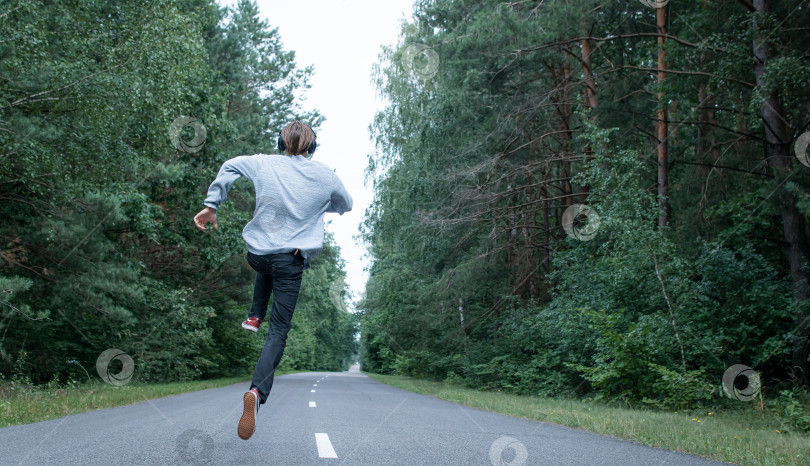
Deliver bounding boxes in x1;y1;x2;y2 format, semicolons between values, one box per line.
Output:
0;371;300;428
366;373;810;466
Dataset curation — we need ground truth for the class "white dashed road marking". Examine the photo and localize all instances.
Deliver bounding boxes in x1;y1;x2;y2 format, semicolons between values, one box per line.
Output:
309;401;316;408
311;390;316;392
315;433;338;458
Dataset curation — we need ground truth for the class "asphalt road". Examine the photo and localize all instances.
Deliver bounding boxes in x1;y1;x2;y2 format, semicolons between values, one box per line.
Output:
0;365;728;465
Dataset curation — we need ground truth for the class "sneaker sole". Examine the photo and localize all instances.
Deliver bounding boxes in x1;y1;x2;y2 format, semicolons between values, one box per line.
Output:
237;392;256;440
241;322;259;332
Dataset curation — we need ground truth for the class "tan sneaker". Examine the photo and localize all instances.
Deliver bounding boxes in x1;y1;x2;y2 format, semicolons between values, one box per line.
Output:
238;388;259;440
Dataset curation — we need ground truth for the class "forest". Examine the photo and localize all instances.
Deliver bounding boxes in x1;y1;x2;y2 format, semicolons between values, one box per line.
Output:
0;0;357;385
359;0;810;425
3;0;810;435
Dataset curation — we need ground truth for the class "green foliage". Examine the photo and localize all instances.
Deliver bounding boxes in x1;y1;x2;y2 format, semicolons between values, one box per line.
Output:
360;0;808;431
642;365;714;411
133;284;215;382
768;388;810;433
0;0;353;386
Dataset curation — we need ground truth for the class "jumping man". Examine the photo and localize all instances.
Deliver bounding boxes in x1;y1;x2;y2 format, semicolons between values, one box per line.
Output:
193;121;353;440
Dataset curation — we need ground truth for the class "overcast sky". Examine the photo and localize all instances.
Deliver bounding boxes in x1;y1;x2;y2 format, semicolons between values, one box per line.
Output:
221;0;417;308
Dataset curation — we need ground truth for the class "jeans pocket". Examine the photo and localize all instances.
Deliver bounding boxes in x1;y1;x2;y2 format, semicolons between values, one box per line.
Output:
247;252;270;273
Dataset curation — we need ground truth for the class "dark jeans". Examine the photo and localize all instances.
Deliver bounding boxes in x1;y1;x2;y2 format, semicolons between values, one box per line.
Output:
246;251;305;405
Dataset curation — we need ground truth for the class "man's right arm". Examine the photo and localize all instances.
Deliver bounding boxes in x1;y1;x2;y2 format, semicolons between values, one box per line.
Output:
204;156;253;210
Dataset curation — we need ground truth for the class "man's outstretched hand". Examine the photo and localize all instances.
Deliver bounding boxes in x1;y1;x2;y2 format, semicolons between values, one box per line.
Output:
194;207;218;231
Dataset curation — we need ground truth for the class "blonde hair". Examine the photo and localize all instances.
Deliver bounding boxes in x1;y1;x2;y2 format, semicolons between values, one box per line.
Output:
280;121;316;155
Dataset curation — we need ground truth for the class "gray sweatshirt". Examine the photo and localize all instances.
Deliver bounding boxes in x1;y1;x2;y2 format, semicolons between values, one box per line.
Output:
203;154;353;260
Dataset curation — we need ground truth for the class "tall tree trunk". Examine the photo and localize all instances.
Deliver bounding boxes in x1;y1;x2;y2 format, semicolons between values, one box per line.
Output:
580;37;599;112
696;84;720;229
524;171;536;300
542;177;551;278
657;4;670;229
550;62;574;209
696;85;709;173
459;297;465;330
753;0;810;377
579;32;599;204
508;173;519;292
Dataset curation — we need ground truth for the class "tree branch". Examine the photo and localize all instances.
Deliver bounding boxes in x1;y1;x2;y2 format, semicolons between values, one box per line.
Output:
649;244;687;373
3;59;132;110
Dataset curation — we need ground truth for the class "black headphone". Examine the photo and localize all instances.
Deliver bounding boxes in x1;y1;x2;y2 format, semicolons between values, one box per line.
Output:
278;122;317;156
